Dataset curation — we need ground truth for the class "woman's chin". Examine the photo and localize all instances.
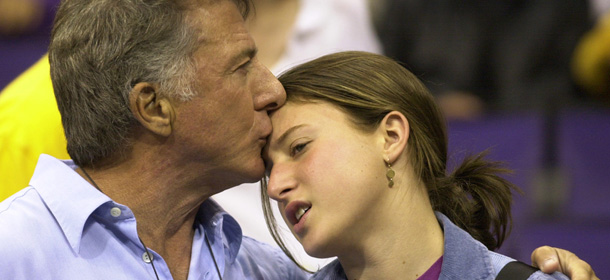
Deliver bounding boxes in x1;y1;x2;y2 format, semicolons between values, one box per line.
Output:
302;241;335;259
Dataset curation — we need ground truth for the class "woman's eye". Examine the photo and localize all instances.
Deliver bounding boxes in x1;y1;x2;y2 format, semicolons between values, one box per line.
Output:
290;142;309;157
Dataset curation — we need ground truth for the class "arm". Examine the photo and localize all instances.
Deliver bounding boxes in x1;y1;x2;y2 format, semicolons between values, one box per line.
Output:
531;246;599;280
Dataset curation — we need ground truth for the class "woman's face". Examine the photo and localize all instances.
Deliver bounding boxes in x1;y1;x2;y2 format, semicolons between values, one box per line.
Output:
264;101;390;258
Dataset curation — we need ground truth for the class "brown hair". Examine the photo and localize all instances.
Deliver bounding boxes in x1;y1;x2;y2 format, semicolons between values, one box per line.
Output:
262;51;517;267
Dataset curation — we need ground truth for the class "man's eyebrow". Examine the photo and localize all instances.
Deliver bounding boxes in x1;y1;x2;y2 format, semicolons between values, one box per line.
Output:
274;124;307;147
229;46;258;67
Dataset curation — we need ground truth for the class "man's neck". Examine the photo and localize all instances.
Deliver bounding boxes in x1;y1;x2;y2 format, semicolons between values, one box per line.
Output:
94;162;216;225
76;154;218;280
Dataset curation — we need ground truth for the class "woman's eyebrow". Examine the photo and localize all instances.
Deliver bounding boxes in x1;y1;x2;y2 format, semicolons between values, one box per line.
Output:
274;124;308;147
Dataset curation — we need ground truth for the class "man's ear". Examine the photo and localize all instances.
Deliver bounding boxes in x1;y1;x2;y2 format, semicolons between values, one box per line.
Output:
129;82;175;137
379;111;410;164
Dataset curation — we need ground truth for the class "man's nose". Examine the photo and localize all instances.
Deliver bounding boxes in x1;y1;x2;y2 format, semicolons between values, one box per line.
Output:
253;63;286;111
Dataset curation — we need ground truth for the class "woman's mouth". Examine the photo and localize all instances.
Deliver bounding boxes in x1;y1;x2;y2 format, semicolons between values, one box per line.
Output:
295;206;310;222
285;201;312;226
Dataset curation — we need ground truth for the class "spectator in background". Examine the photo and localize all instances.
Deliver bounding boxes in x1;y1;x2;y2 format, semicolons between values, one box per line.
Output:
0;0;44;36
0;55;69;199
587;0;610;19
0;0;62;199
0;0;59;89
376;0;591;120
572;11;610;105
245;0;381;73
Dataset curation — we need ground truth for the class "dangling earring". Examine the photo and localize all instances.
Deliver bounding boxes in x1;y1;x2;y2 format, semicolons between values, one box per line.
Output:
385;160;395;188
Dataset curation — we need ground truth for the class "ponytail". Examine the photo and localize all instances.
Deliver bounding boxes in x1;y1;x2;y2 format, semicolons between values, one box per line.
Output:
429;151;518;250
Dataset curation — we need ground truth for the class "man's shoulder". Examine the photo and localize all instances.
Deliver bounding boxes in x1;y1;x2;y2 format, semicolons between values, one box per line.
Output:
0;187;55;240
0;187;60;271
0;187;45;222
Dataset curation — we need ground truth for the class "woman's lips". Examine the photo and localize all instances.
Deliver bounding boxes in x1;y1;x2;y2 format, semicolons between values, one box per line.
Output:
284;200;312;226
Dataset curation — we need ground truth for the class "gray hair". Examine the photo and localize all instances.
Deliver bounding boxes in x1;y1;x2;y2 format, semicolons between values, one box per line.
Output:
49;0;251;167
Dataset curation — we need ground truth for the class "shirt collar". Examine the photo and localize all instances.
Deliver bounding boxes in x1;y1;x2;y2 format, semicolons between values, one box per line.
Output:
197;198;243;264
312;212;494;279
435;212;494;279
29;154;111;253
30;154;246;264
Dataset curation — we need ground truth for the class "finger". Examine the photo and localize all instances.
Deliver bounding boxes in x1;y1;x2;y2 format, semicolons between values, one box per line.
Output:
531;246;599;280
561;258;599;280
531;246;561;273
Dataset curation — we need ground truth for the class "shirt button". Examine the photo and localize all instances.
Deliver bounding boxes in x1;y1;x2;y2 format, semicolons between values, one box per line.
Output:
142;251;153;263
110;207;121;217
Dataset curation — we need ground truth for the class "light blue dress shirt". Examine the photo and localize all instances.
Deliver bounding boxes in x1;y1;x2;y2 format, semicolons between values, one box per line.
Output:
311;212;569;280
0;154;309;280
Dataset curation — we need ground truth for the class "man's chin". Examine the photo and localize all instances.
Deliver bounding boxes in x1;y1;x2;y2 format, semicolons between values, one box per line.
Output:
243;167;266;183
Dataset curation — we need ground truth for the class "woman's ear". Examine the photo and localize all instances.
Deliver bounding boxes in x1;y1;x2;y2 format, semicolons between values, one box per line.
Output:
380;111;409;164
128;82;175;137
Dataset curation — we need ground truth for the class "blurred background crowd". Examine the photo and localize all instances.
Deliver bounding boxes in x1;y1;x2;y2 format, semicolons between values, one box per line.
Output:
1;0;609;277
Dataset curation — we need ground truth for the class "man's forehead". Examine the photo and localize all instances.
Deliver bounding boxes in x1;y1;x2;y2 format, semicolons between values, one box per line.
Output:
185;0;250;20
186;1;251;41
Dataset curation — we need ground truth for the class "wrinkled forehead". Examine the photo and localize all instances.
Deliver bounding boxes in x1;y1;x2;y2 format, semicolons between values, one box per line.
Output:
185;0;251;16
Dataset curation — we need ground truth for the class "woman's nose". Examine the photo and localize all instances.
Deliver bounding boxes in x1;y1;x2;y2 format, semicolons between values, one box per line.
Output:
266;164;296;201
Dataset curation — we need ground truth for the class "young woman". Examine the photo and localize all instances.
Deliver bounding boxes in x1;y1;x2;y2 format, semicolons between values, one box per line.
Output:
261;51;571;279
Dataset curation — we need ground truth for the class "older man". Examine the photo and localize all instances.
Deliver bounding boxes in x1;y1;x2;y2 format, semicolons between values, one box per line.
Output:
0;0;307;279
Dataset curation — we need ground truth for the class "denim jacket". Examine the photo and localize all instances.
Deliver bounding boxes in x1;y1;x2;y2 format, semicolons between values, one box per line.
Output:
310;212;568;280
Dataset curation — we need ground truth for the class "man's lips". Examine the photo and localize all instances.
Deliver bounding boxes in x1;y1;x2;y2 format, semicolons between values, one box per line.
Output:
258;137;267;147
284;200;312;226
260;118;273;140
